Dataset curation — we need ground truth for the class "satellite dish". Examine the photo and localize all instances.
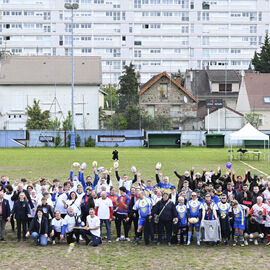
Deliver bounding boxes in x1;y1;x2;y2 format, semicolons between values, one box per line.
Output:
184;96;188;104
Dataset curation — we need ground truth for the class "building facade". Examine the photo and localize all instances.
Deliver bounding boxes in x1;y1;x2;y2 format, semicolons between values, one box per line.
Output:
236;73;270;130
0;0;269;84
0;56;102;130
139;72;199;130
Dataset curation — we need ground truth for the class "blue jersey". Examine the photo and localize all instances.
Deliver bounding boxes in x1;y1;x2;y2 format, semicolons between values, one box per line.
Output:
143;185;154;197
231;204;247;226
158;182;173;194
133;197;153;218
216;202;231;219
187;199;202;218
176;204;187;227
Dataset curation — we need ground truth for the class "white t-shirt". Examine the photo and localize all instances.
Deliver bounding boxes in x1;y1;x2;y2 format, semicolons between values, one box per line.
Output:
51;218;64;232
63;214;81;233
118;179;133;194
54;193;68;214
86;215;100;237
4;192;14;210
35;184;50;195
95;198;113;220
65;198;81;216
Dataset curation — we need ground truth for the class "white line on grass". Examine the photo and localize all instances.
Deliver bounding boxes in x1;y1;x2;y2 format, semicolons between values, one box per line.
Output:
240;161;268;176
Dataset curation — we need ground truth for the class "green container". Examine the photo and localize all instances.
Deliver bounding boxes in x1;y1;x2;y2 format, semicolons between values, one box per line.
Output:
244;137;269;149
148;134;181;148
206;134;225;148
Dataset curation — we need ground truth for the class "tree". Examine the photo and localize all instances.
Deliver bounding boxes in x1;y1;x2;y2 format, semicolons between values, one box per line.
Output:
102;84;119;110
245;112;263;129
62;111;73;131
105;113;127;130
48;117;61;130
26;99;52;130
124;105;140;129
171;69;185;86
252;34;270;73
117;63;139;113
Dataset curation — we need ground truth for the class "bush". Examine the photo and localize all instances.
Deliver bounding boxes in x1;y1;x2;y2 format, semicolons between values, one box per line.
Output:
66;134;81;147
85;136;96;147
75;134;81;147
55;134;62;147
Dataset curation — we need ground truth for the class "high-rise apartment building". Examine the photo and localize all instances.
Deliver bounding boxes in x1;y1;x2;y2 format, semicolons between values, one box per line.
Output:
0;0;269;83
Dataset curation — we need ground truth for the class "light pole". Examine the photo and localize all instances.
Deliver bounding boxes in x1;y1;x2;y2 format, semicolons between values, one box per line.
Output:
64;2;79;149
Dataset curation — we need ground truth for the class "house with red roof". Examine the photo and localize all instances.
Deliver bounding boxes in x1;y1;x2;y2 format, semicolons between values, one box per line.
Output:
139;72;199;130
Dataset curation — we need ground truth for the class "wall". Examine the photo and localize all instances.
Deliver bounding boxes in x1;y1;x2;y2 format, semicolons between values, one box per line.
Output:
0;130;143;148
204;107;244;131
0;85;99;130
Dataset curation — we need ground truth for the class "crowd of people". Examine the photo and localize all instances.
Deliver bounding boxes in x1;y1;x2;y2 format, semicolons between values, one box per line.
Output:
1;158;270;248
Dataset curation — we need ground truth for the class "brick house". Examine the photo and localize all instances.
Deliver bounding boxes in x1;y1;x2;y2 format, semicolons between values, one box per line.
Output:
139;72;199;130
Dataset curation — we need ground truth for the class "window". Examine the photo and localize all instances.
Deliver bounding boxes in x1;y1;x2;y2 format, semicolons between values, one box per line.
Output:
134;41;142;45
134;0;142;8
250;25;257;33
181;25;188;33
150;49;161;53
134;50;141;57
147;105;155;118
219;84;232;91
190;1;194;9
202;12;209;21
81;48;92;53
160;83;168;98
231;49;241;54
263;97;270;104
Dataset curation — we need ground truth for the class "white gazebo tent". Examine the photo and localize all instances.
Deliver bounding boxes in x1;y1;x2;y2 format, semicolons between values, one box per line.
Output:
229;123;269;161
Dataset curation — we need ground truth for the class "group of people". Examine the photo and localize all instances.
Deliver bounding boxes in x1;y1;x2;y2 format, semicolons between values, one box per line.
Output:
1;159;270;248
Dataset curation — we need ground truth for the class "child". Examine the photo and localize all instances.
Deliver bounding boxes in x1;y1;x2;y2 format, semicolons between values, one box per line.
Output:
230;200;249;247
176;196;188;245
51;210;63;245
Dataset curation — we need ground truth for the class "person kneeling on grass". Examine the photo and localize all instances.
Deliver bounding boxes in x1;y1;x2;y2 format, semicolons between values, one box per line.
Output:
25;209;48;246
244;215;264;246
82;208;102;247
60;207;83;246
230;200;249;247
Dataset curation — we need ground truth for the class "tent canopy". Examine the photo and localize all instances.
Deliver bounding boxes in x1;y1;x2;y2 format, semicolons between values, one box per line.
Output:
230;123;269;141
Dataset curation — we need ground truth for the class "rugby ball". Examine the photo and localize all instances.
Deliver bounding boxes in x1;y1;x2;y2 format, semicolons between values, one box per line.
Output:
92;161;97;167
188;218;199;224
156;162;162;170
131;166;137;173
80;162;87;170
73;162;80;167
97;167;105;173
113;161;119;169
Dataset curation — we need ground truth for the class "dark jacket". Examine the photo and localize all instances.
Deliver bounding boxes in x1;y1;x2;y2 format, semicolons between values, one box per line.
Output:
152;199;177;222
12;200;29;220
0;198;10;221
28;216;48;235
11;189;34;209
36;204;54;220
174;171;193;192
237;190;253;208
247;219;262;234
129;195;139;219
169;193;179;205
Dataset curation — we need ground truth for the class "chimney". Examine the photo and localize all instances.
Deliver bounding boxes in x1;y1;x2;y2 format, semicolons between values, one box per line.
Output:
176;75;181;85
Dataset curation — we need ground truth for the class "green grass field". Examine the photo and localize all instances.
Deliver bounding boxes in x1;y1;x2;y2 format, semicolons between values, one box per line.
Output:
0;147;270;270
